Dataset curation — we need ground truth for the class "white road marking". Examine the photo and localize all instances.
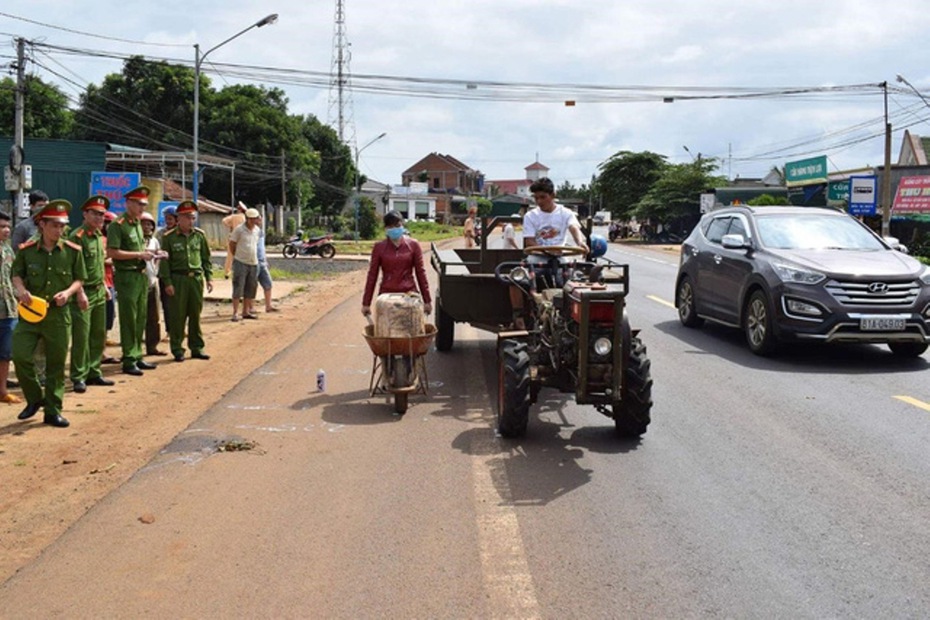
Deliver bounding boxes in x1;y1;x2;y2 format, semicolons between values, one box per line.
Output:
611;248;678;266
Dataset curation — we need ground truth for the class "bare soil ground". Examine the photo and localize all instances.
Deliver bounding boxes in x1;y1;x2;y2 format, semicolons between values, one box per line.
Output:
0;267;368;583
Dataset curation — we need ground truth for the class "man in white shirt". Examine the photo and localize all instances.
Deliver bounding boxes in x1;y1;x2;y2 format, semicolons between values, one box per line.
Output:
523;177;588;253
508;178;589;328
228;208;261;321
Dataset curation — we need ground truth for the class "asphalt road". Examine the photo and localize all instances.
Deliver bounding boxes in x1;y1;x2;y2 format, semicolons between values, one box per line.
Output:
2;242;930;617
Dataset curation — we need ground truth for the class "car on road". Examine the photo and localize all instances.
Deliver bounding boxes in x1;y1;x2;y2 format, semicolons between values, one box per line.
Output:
593;211;612;225
675;206;930;356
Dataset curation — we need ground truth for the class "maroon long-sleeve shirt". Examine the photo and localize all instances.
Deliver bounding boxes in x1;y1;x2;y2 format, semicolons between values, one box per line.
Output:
362;237;432;307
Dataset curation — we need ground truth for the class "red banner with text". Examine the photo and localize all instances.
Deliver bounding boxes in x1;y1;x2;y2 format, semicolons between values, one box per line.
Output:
891;175;930;214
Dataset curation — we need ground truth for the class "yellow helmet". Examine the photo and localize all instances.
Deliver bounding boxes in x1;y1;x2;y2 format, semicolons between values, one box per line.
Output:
18;296;48;323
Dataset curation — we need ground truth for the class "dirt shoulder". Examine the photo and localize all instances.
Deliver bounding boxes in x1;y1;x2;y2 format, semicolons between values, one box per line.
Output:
0;265;369;583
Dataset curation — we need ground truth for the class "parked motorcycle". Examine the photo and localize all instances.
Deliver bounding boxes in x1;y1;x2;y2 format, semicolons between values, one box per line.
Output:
282;233;336;259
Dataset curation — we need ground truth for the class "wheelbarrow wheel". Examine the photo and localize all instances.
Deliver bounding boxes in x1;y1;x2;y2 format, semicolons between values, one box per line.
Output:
391;357;411;415
393;392;408;415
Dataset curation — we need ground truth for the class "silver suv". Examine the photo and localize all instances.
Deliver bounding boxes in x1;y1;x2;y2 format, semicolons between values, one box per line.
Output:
675;206;930;356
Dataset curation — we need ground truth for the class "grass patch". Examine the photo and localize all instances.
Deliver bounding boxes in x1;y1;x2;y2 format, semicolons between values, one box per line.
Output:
267;267;345;282
334;224;461;255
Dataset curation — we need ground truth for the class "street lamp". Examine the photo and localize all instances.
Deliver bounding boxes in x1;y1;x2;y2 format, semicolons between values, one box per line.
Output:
896;74;930;110
193;13;278;204
354;132;387;240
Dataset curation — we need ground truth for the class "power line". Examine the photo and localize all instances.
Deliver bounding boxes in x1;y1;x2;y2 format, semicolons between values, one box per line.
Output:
0;11;187;47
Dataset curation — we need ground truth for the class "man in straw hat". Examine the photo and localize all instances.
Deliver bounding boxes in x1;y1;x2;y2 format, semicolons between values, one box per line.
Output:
11;199;87;427
69;195;115;393
106;185;157;376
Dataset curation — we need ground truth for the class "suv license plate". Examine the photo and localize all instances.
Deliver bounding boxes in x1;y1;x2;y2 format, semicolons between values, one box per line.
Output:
860;317;906;331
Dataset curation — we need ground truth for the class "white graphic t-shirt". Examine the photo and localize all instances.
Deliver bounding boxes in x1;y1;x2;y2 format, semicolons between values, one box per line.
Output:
522;204;580;246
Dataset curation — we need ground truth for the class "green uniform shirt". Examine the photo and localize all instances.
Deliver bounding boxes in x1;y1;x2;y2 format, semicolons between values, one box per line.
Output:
107;214;146;272
69;225;106;287
12;238;88;303
158;227;213;285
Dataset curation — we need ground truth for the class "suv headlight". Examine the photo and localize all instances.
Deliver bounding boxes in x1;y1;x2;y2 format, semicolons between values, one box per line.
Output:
772;262;825;285
920;266;930;286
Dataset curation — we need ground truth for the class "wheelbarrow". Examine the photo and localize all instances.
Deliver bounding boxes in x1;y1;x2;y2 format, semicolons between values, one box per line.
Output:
363;323;437;414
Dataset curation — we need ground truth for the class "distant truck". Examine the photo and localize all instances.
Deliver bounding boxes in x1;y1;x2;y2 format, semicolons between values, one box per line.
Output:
593;211;612;225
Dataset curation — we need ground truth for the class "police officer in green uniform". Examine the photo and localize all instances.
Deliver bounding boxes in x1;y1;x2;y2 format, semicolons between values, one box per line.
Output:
106;186;157;376
12;199;87;427
159;200;214;362
69;195;115;393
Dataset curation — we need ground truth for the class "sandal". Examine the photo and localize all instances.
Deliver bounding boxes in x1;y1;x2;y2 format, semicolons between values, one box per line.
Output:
231;315;240;322
243;313;259;320
1;393;23;404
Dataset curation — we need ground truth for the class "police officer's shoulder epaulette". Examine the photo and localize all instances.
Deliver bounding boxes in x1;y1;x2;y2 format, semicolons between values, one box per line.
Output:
116;216;126;225
63;240;82;252
74;228;85;239
18;239;37;251
164;228;178;237
194;227;207;236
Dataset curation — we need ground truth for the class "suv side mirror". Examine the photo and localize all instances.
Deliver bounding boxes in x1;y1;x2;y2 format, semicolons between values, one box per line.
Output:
721;233;749;250
883;236;909;254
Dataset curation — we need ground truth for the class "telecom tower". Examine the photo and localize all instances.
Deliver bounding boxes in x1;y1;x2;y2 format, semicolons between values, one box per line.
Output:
328;0;356;152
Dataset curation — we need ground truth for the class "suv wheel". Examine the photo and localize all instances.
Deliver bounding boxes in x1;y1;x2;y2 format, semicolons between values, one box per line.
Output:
677;276;704;328
744;290;780;356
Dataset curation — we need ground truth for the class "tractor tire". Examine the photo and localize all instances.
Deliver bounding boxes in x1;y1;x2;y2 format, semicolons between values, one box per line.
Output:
435;301;454;352
497;338;530;438
614;334;653;437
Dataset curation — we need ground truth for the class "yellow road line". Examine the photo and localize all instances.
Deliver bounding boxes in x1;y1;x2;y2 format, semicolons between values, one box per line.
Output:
647;294;676;309
894;395;930;412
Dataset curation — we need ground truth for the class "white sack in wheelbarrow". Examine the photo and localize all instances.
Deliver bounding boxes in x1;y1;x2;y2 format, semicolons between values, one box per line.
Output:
373;292;425;338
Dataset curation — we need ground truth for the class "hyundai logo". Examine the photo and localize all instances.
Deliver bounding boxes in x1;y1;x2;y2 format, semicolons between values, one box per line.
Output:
868;282;889;294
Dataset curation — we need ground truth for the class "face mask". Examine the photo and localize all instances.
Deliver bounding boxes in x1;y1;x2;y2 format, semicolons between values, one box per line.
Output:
386;227;405;241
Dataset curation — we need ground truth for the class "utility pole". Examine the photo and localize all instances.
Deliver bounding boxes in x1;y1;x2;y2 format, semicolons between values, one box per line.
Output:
881;81;892;237
280;149;286;210
13;38;26;225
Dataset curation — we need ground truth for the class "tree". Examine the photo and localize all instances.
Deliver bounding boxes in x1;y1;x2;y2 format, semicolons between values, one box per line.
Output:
69;57;346;213
634;157;726;224
0;75;73;138
357;196;379;240
596;151;667;219
202;84;318;208
298;116;354;216
747;193;790;206
72;56;195;149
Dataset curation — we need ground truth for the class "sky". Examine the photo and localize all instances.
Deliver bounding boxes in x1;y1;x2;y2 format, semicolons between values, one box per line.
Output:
4;0;930;193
